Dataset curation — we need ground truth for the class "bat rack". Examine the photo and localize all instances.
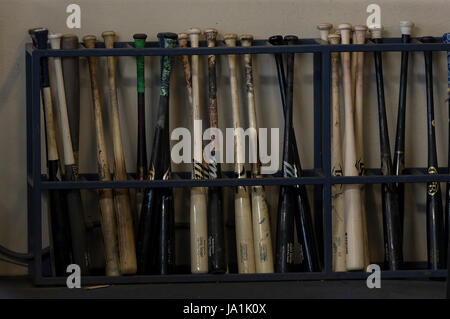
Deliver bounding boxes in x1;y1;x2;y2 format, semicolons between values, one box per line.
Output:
26;36;450;287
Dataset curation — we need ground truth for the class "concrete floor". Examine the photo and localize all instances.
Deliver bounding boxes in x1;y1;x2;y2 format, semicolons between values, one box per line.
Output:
0;276;447;299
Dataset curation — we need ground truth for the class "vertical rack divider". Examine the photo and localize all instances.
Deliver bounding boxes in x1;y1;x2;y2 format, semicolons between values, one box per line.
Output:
321;49;333;274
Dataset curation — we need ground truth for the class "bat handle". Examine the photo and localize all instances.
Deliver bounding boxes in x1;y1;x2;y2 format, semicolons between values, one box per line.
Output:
33;28;50;87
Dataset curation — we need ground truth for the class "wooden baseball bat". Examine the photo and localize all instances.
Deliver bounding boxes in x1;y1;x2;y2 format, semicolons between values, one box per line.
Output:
204;28;227;274
353;26;370;269
49;33;90;274
268;35;321;272
394;21;414;240
178;33;194;117
443;32;450;269
327;32;346;272
240;34;274;274
187;28;209;274
61;34;80;166
422;36;445;270
338;23;364;271
136;33;178;274
31;28;73;276
83;35;120;276
372;27;403;270
225;33;256;274
133;33;148;228
102;31;137;275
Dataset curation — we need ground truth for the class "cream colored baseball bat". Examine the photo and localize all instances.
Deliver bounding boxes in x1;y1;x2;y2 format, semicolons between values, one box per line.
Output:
240;34;274;274
83;35;120;276
338;24;364;271
225;33;256;274
102;31;137;275
324;29;347;272
188;28;209;274
353;25;371;269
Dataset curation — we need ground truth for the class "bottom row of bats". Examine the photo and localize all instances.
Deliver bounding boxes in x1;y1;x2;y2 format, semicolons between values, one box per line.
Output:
29;21;449;277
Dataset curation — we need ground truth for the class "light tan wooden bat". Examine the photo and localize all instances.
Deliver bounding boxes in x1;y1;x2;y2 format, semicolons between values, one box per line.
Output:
240;34;274;274
187;28;209;274
338;24;364;271
352;25;371;269
102;31;137;275
225;33;256;274
83;35;120;276
318;23;347;272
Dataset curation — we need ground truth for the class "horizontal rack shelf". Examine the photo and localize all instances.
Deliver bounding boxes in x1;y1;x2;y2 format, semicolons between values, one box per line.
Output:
33;167;450;189
25;37;450;57
34;269;448;286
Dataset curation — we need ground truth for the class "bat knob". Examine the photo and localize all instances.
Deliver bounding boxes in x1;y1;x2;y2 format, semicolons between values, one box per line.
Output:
338;23;353;43
102;31;116;49
133;33;147;48
157;32;178;48
48;33;63;50
133;33;147;40
443;33;450;44
240;34;253;47
421;36;435;44
33;28;49;50
224;33;238;46
317;23;332;31
354;25;368;44
328;33;341;45
284;35;298;45
268;35;283;46
400;21;414;36
157;32;178;40
317;23;332;42
370;26;383;39
83;35;97;49
62;34;79;50
205;28;218;43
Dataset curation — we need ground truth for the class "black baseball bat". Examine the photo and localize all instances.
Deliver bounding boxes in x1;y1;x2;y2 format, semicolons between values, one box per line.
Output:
393;22;414;244
31;28;73;275
372;30;403;270
269;35;321;272
137;32;177;274
422;36;445;270
205;28;226;274
443;32;450;270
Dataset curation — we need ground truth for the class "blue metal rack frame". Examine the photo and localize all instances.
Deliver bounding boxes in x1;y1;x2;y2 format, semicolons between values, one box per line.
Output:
26;37;450;286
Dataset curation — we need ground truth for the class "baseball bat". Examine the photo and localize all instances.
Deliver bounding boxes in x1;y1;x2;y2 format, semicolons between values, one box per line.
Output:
372;27;403;270
187;28;209;274
102;31;137;275
422;36;445;270
274;35;296;273
205;28;227;274
327;32;346;272
49;33;90;274
133;33;148;228
61;35;80;166
225;33;256;274
178;33;194;117
156;32;176;275
352;25;370;269
83;35;120;276
338;24;364;270
393;21;414;240
31;28;73;276
268;35;321;272
240;34;274;273
136;32;178;274
444;32;450;269
315;25;333;265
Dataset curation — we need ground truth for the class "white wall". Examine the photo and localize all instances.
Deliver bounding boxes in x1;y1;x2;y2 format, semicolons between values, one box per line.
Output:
1;0;450;275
